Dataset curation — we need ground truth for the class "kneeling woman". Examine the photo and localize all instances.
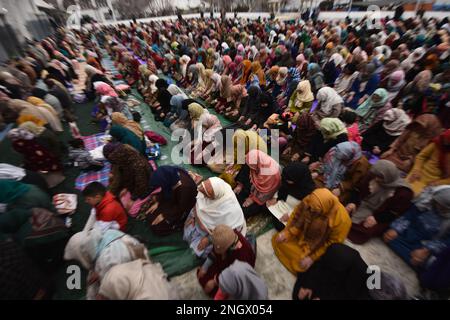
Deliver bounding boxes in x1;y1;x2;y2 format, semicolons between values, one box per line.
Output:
266;163;316;231
184;177;246;259
347;160;414;244
144;166;198;236
234;150;281;218
197;224;256;297
384;185;450;271
272;188;351;274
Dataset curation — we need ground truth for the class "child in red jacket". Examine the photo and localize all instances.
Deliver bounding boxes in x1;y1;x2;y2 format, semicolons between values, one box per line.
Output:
82;182;128;231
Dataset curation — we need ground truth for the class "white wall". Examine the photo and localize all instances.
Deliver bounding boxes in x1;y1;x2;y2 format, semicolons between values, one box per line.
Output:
318;10;450;21
94;12;271;27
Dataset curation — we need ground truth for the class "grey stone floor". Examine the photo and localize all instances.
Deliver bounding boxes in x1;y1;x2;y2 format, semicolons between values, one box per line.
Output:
170;229;420;300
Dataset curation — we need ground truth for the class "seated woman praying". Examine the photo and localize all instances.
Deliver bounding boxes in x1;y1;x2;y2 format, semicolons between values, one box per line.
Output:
215;260;268;300
97;259;176;300
234;150;281;218
143;166;198;236
64;213;148;300
314;141;370;203
266;163;316;231
361;108;411;157
406;129;450;196
384;185;450;271
184;177;246;259
347;160;413;244
197;224;256;297
272;188;351;274
292;243;408;300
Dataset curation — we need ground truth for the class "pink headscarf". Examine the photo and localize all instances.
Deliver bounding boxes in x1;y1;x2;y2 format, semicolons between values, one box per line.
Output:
223;55;232;66
234;55;243;66
245;150;281;197
94;82;118;97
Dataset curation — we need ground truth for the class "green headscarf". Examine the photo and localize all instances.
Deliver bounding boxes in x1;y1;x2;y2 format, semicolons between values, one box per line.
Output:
355;88;389;129
319;118;347;141
109;125;146;156
0;180;31;204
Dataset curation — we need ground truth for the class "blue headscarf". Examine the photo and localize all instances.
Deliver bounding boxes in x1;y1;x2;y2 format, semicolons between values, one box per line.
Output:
149;166;187;200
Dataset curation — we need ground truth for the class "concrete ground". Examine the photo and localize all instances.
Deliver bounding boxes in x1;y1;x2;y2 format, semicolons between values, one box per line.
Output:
171;229;421;299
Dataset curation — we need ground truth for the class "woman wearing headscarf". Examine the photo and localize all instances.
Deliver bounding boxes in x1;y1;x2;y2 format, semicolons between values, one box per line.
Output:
406;129;450;196
197;224;256;297
362;108;411;156
379;59;401;87
303;117;349;165
143;166;197;236
267;163;316;231
385;69;406;102
224;84;248;122
345;62;380;109
384;186;450;271
0;239;51;299
346;160;414;244
334;63;359;96
154;78;173;121
97;259;175;300
25;97;63;133
7;128;64;187
292;243;407;300
202;70;222;104
184;64;199;92
295;54;308;78
248;61;266;88
281;112;318;164
219;129;268;188
215;260;268;300
85;65;110;100
191;110;222;166
288;80;314;115
111;112;143;140
30;87;63;119
45;78;74;118
143;74;160;108
239;60;252;86
323;52;344;86
19;121;64;159
355;88;392;133
382;114;443;173
317;141;370;201
184;177;246;259
237;85;261;129
168;95;189;131
272;188;351;275
1;172;51;214
234;150;281;218
94;81;118;98
311;87;344;126
64;215;148;300
401;70;434;117
272;66;289;107
109;125;146;156
278;52;295;68
103;143;151;202
307;63;325;94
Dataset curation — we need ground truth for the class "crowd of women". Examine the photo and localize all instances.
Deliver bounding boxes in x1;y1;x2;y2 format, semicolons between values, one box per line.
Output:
0;12;450;300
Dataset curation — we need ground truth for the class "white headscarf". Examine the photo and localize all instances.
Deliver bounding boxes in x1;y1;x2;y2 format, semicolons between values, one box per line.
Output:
148;75;159;93
99;259;176;300
167;84;188;99
195;177;246;233
329;53;344;67
316;87;344;114
0;163;26;180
